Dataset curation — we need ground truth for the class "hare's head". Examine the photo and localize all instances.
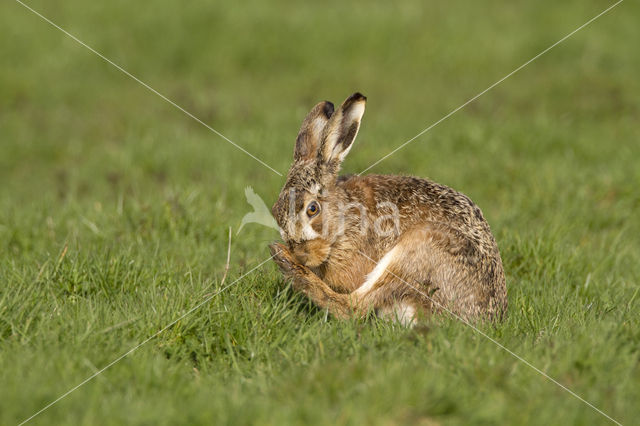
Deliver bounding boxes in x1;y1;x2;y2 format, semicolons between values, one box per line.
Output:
272;93;366;267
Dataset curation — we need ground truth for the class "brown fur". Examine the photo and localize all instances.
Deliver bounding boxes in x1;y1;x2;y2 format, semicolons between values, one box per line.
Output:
270;93;507;324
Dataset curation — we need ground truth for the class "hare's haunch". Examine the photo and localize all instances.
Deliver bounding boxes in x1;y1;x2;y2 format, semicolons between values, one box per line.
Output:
270;93;507;324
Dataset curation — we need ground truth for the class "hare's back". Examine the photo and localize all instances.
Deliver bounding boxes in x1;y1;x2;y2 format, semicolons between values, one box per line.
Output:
339;174;488;229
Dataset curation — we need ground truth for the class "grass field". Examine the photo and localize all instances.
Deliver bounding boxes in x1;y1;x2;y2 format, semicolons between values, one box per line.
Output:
1;0;639;424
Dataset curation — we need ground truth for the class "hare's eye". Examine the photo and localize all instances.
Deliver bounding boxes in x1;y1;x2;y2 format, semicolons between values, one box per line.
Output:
306;201;320;218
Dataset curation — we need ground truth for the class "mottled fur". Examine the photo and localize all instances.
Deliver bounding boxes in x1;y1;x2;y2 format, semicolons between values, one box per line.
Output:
270;93;507;324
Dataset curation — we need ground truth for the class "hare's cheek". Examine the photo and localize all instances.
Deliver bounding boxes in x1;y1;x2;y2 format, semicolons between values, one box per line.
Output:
310;216;324;233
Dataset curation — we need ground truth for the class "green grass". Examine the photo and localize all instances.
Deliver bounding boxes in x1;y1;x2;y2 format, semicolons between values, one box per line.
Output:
1;0;639;424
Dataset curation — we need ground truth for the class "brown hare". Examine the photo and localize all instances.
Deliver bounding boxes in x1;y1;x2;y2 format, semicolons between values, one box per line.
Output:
269;93;507;325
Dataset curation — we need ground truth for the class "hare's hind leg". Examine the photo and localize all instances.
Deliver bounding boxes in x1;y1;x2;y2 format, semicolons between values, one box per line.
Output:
269;243;361;319
353;225;490;321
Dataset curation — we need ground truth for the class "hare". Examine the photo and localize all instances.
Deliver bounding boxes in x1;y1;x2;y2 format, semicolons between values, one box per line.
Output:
269;93;507;325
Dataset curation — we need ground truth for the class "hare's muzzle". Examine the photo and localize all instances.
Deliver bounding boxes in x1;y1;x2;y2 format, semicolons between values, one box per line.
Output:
291;238;331;268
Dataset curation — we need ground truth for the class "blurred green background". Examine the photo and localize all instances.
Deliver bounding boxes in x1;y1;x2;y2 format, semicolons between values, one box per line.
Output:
1;0;638;424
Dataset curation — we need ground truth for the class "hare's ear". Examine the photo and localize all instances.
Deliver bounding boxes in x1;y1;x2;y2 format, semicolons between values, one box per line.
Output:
294;101;334;162
319;93;366;167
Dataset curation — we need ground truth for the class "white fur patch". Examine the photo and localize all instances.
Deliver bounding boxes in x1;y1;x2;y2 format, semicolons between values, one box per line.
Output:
355;246;398;296
376;302;416;327
302;223;320;240
346;101;365;122
337;106;364;162
311;116;327;139
393;303;416;327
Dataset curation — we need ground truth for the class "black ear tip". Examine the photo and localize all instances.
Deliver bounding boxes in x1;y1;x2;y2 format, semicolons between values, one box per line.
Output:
322;101;335;118
350;92;367;102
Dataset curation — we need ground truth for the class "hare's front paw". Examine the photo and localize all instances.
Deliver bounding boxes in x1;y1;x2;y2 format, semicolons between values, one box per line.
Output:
269;242;315;295
269;242;299;278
